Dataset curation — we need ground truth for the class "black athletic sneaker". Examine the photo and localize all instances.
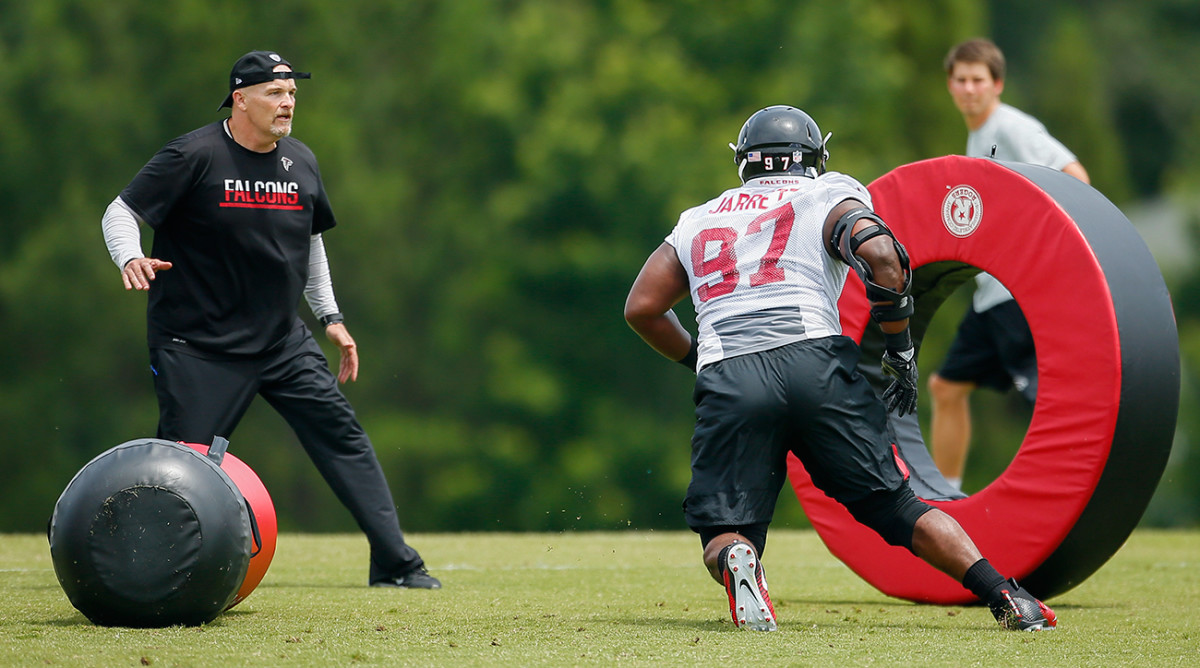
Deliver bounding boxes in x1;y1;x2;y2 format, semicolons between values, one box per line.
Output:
370;567;442;589
990;578;1057;631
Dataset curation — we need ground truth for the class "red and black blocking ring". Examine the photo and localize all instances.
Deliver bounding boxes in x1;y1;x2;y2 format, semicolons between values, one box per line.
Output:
787;156;1179;603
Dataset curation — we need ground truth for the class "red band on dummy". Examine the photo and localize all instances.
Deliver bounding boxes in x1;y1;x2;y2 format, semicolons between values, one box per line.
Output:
185;442;277;608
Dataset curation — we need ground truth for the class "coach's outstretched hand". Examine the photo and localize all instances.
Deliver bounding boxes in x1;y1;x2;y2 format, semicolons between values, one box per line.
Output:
121;257;173;291
325;323;359;384
881;346;918;416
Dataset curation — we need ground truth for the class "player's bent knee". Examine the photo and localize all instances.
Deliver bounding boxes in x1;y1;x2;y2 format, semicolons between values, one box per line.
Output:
844;488;933;551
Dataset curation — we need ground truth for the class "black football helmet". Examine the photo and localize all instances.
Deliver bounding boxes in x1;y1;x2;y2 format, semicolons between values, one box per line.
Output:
731;105;829;182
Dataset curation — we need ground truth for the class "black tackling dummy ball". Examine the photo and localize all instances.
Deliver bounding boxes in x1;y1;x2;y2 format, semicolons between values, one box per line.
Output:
48;438;253;627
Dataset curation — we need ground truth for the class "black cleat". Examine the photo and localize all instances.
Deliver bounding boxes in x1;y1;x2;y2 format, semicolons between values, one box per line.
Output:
990;578;1057;631
370;567;442;589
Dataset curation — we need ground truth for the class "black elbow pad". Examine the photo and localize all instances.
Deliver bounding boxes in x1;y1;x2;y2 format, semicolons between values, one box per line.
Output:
829;207;913;323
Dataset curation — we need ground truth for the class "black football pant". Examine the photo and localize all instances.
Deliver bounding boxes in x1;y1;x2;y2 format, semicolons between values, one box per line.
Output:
149;323;423;583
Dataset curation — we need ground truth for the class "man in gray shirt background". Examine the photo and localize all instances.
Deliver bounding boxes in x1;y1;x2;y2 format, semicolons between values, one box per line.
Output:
928;38;1090;490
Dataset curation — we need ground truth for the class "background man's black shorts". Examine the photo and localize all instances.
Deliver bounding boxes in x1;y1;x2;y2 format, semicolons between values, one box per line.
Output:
938;300;1037;402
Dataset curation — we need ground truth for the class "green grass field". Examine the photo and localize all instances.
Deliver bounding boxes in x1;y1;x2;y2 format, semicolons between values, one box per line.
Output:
2;529;1197;666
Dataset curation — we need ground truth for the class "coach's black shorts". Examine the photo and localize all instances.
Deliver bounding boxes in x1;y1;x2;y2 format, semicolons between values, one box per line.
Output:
938;300;1037;402
683;336;910;532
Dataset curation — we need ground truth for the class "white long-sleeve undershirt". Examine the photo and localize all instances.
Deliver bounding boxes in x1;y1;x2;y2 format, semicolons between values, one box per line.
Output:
100;196;341;319
101;196;145;270
302;233;340;319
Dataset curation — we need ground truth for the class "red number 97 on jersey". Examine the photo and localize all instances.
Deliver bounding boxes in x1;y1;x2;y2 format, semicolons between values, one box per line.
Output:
690;204;795;302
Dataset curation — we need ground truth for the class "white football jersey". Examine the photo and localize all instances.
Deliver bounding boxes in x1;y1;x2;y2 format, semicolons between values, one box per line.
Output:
666;172;872;369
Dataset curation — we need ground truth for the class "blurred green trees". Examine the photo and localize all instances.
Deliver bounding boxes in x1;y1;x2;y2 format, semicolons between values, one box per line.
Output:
1;0;1197;532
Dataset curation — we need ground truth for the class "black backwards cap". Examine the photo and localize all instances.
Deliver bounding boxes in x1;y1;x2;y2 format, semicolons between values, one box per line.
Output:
219;51;310;110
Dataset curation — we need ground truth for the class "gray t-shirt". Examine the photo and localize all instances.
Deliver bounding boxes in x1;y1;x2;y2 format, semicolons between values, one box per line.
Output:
968;104;1077;312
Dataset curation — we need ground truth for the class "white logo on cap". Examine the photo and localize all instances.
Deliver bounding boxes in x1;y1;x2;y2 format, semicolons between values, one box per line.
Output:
235;77;243;85
270;54;282;62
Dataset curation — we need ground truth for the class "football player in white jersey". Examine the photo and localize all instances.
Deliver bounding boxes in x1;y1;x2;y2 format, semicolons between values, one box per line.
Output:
931;38;1091;490
625;106;1056;632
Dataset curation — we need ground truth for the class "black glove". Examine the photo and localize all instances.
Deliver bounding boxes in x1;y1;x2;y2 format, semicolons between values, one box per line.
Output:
881;331;918;416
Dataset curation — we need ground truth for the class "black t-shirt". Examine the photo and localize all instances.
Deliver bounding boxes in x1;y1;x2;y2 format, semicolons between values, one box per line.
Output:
121;121;336;356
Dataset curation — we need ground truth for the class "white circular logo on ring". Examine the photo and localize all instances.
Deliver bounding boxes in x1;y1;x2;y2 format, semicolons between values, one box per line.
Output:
942;185;983;237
